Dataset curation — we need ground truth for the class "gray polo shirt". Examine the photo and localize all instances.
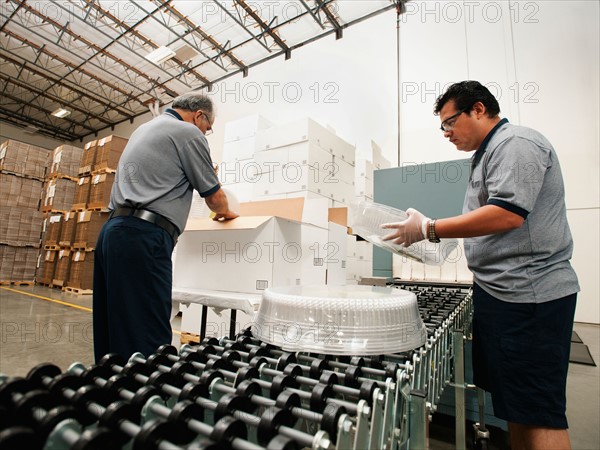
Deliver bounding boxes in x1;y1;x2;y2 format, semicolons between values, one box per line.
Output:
463;119;579;303
109;109;220;233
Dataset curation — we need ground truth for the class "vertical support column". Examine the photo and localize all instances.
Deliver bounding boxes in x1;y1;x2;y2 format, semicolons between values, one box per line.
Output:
453;329;466;450
409;388;428;449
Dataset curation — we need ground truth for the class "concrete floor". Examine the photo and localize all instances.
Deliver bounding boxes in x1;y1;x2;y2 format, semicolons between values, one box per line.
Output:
1;284;599;449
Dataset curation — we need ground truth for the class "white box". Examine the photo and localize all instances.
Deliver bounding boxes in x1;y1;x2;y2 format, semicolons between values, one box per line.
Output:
322;179;354;204
222;137;258;162
355;159;374;179
356;240;373;261
254;141;334;171
346;234;357;258
345;256;372;281
219;158;261;184
331;156;355;185
255;118;333;152
224;115;274;143
253;166;331;198
371;140;391;169
219;180;257;203
286;191;334;208
327;135;355;166
174;216;327;294
325;221;348;285
354;177;374;198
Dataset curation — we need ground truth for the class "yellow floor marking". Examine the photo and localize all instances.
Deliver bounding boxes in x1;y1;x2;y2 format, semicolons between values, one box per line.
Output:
0;286;183;335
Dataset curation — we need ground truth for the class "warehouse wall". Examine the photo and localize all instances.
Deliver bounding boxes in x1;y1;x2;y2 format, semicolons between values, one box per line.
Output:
1;121;64;151
396;1;599;323
77;1;598;323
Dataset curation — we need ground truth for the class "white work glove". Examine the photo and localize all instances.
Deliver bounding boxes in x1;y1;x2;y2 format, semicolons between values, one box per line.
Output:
381;208;429;247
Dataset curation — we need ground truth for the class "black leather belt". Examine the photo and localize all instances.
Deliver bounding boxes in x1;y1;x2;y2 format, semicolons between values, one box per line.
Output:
110;206;180;243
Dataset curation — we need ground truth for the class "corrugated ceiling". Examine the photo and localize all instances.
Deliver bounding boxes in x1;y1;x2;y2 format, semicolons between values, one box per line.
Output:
1;0;404;142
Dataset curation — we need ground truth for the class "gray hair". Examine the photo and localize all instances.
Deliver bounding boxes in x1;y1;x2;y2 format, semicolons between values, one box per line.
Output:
172;92;214;120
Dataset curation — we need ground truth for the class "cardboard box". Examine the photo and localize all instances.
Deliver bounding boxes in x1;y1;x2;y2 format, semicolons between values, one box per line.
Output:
325;221;348;286
17;209;43;247
355;159;375;179
41;178;76;212
254;118;339;152
238;197;329;230
79;140;98;174
49;145;84;178
67;250;94;290
12;246;38;281
88;173;114;209
36;251;57;285
254;141;334;172
174;216;327;294
94;135;128;171
59;211;77;246
73;210;109;249
219;159;262;185
222;137;259;162
354;177;374;198
53;248;72;286
252;165;332;199
73;176;91;209
224;115;273;143
328;207;348;228
175;199;332;294
17;177;43;210
0;140;49;179
0;244;16;280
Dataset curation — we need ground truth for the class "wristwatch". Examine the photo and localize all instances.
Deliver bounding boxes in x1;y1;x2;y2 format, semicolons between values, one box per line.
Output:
428;219;441;243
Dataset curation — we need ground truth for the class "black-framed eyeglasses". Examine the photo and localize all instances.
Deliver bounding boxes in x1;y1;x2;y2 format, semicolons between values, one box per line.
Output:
197;111;213;136
440;109;465;132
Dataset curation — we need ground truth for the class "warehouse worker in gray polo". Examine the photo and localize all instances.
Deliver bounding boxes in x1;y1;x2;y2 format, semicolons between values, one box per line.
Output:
382;81;579;449
93;92;238;362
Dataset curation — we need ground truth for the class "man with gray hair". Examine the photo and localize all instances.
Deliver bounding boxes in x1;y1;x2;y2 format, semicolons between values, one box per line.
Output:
93;91;238;362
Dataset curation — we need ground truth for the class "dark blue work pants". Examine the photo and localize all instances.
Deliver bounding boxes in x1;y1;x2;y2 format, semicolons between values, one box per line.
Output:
93;216;174;362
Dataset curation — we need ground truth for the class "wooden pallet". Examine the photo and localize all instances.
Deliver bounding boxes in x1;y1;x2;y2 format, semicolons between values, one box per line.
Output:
44;244;61;250
86;203;110;212
36;281;54;288
71;203;87;212
78;165;92;176
0;281;35;286
63;286;93;295
180;332;200;345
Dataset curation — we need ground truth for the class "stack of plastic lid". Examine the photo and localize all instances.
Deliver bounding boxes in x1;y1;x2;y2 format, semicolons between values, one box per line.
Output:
252;285;427;355
351;200;459;266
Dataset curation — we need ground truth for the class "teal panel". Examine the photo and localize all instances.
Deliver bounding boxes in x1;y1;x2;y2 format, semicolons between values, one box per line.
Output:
372;159;470;274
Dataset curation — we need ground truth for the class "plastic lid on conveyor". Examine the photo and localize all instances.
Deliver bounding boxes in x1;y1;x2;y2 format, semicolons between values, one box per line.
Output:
252;285;427;355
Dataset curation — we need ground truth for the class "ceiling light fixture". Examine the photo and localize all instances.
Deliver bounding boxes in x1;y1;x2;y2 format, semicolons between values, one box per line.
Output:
51;108;71;118
145;46;177;64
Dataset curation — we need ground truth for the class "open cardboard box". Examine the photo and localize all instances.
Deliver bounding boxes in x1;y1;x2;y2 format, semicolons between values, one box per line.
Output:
174;197;334;294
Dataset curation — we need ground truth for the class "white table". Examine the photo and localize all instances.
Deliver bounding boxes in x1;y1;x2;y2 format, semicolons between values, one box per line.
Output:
172;287;262;339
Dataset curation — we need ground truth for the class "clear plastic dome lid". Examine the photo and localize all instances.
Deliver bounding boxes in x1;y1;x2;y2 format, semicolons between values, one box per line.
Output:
252;285;426;355
351;200;459;266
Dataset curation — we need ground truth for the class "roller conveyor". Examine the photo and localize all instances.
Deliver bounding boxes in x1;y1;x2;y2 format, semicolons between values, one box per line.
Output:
0;280;476;449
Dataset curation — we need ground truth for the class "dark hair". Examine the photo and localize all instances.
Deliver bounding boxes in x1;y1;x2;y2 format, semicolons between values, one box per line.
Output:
434;81;500;117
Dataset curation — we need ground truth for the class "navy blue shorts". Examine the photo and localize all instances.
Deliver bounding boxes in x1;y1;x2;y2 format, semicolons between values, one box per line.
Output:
472;283;577;428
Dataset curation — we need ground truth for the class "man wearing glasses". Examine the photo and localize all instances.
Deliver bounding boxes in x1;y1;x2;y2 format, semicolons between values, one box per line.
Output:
93;92;238;363
383;81;579;449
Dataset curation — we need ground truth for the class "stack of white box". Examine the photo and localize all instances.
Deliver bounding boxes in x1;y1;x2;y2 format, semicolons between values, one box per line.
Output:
220;115;274;202
220;116;356;207
252;118;356;207
346;140;392;283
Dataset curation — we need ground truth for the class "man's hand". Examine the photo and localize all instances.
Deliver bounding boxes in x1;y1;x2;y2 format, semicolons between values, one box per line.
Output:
381;208;429;247
212;210;239;221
